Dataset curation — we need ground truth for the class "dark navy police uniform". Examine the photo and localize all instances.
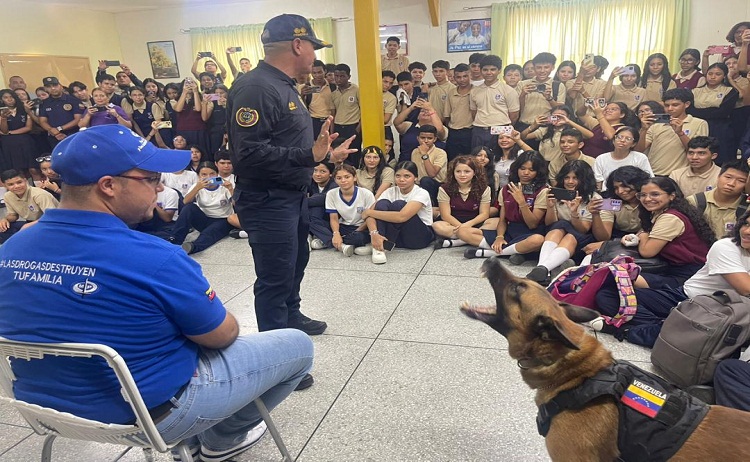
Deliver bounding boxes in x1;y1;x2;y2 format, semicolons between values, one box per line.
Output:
39;94;83;147
227;60;316;332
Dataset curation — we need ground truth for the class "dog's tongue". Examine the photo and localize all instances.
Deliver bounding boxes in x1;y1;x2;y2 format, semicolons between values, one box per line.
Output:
460;301;497;320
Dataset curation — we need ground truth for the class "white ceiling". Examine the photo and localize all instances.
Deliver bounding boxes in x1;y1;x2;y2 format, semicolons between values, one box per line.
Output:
12;0;256;14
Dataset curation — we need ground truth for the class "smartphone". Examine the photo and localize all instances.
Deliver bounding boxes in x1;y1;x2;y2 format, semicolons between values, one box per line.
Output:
584;97;595;107
155;121;172;129
583;53;595;66
198;51;212;58
550;187;577;201
209;93;221;101
708;45;731;54
233;46;242;52
310;86;322;93
104;60;121;67
95;106;107;112
382;240;396;251
600;198;622;212
597;98;607;109
653;113;671;124
490;125;512;135
621;65;636;76
536;83;547;93
548;115;559;123
208;176;223;186
147;90;156;97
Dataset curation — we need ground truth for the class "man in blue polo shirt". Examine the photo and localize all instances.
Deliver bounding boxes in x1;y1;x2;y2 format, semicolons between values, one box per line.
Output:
0;125;313;462
37;76;84;149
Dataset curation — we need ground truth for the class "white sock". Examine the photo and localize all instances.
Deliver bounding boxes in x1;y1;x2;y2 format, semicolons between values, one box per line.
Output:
500;244;518;256
580;254;593;266
538;241;557;266
477;249;499;258
478;238;492;249
447;239;467;247
544;247;572;271
239;230;248;238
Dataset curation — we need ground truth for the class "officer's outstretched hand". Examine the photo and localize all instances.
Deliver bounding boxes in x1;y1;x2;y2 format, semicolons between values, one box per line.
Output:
313;116;357;163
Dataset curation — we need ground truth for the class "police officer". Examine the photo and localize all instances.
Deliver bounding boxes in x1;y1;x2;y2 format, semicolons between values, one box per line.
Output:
228;14;355;390
37;77;84;149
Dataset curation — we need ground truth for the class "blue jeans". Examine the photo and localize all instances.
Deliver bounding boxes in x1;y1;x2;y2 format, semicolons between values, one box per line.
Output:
156;329;313;452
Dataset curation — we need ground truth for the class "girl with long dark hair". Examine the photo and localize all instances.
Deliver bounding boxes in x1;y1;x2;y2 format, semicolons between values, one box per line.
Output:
641;53;676;102
356;145;394;199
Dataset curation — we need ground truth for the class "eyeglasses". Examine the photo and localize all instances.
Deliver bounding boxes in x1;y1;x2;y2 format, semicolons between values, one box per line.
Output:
36;155;52;163
637;110;653;115
615;135;634;142
636;192;667;200
116;174;162;186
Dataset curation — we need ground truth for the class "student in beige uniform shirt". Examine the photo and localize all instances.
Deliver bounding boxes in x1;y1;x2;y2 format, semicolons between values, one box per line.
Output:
687;160;749;239
410;124;448;205
301;60;335;139
427;60;455;126
331;63;361;164
518;52;567;130
565;59;607;117
382;71;398;140
1;169;59;243
469;55;520;149
635;89;709;176
669;136;722;197
381;36;409;75
641;53;677;103
604;64;648;111
357;145;395;199
443;63;474;160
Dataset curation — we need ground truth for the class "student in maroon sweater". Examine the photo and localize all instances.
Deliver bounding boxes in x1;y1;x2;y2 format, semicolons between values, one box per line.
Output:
433;156;491;249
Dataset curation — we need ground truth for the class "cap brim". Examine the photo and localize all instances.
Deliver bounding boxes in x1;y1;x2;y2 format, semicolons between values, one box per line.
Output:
136;146;192;174
308;38;333;50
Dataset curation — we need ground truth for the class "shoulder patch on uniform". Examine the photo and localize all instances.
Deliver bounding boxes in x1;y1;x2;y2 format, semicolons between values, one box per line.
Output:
63;103;72;111
205;286;216;301
236;107;259;127
288;101;298;111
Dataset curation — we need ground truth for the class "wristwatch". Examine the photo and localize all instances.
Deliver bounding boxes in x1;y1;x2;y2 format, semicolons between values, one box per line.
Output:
324;150;332;162
56;126;63;132
421;154;429;160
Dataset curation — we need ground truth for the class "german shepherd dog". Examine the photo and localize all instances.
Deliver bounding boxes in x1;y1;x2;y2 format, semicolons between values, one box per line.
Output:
461;257;750;461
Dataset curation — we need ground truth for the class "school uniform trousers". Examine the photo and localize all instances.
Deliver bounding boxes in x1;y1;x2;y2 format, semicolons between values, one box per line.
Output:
170;203;232;254
374;199;433;249
714;359;750;412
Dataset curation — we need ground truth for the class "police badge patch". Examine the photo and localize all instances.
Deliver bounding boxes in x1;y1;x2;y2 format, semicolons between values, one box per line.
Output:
236;107;259;127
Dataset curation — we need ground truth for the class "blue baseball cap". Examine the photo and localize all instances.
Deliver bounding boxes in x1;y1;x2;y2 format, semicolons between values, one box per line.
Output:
51;126;191;185
261;14;332;50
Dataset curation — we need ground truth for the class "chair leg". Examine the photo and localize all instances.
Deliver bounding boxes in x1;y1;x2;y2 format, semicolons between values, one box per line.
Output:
254;398;292;462
40;434;56;462
141;447;155;462
175;442;194;462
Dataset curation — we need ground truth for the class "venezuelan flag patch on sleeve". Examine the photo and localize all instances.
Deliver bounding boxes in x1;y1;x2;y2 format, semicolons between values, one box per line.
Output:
205;287;216;301
621;379;667;418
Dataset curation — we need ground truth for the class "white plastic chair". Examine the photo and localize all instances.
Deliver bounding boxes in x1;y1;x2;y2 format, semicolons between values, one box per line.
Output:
0;337;292;461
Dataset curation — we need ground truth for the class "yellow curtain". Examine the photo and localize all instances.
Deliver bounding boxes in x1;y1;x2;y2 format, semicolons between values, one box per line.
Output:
491;0;690;76
189;18;337;87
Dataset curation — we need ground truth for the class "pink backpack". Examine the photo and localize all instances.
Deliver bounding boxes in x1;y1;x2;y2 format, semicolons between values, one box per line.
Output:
548;256;640;328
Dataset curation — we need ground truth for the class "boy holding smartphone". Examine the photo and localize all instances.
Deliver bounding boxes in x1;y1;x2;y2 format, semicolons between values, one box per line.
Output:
547;128;595;186
518;52;566;132
635;88;708;175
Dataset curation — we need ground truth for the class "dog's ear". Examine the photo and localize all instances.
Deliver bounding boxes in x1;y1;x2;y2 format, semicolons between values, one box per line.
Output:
558;303;600;324
533;315;581;350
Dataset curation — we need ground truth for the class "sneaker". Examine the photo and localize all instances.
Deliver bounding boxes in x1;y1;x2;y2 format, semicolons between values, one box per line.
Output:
508;254;525;265
295;373;314;391
288;314;327;335
526;265;550;285
310;238;326;250
341;244;354;257
172;445;200;462
559;258;576;271
229;228;243;239
354;244;372;255
372;249;387;264
199;421;268;462
307;235;313;251
588;316;605;332
181;242;194;254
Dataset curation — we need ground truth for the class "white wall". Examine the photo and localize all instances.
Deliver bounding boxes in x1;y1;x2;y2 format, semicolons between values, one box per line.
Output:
0;0;123;87
0;0;748;87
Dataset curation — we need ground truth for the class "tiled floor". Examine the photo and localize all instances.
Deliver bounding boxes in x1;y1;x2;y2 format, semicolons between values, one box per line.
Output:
0;237;653;461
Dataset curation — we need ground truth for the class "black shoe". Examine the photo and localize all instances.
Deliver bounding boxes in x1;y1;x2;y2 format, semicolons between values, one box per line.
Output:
229;228;242;239
295;373;314;391
288;315;327;335
685;385;715;405
526;265;550;285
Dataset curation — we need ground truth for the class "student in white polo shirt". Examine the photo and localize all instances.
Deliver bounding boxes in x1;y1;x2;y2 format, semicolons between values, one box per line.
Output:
669;136;722;197
324;164;376;258
469;54;520;150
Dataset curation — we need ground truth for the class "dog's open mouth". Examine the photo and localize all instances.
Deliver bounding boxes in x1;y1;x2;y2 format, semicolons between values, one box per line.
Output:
460;301;497;319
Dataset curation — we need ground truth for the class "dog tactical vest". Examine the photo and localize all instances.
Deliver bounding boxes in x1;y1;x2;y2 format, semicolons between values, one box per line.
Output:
536;360;708;461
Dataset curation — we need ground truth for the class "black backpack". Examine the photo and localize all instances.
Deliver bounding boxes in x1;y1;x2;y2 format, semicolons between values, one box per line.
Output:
693;192;748;237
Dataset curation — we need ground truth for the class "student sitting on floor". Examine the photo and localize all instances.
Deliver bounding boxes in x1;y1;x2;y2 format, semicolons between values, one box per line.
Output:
0;168;58;244
135;186;180;240
687;160;750;239
324;164;376;258
458;151;548;263
592;209;750;348
526;160;599;284
471;146;500;215
520;106;593;164
582;166;651;264
308;161;336;250
362;161;435;264
356;145;394;199
594;126;653;191
170;161;234;255
410;124;448;206
433;156;491;249
669;136;722;197
546;128;595;186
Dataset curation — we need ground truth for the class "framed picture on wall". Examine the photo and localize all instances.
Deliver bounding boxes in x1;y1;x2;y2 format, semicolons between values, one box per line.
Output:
147;41;180;79
447;19;491;53
379;24;408;56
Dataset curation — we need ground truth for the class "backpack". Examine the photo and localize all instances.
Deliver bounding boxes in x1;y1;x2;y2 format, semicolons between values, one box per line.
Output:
591;239;668;274
694;191;748;235
651;290;750;387
548;255;640;328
